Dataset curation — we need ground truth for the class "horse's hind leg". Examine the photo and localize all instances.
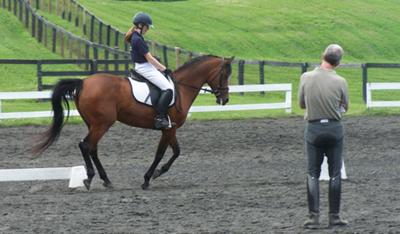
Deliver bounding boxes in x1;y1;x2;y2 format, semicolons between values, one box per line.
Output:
79;124;113;190
90;147;112;188
153;136;180;180
141;132;170;190
79;139;95;190
87;124;113;188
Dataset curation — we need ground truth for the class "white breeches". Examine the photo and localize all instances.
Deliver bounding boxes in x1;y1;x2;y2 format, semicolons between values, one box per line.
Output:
135;62;173;91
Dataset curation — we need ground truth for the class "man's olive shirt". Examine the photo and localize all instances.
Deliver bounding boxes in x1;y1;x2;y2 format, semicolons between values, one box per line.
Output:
298;67;349;121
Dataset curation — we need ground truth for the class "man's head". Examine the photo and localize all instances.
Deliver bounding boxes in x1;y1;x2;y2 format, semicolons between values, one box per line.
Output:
322;44;344;67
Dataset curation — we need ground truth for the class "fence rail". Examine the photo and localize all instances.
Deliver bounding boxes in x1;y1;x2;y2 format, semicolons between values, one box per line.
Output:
366;82;400;108
0;84;292;119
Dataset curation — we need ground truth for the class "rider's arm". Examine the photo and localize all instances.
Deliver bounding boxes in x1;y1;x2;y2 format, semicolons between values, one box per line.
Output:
145;52;166;72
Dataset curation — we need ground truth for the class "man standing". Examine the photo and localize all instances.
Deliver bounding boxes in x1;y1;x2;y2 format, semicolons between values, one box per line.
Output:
298;44;349;229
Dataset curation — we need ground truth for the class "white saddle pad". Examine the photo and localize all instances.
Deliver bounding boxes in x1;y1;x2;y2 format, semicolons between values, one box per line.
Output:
127;77;175;106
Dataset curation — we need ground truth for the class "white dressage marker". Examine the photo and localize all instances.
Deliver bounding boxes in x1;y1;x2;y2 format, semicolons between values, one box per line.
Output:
320;157;348;181
0;165;87;188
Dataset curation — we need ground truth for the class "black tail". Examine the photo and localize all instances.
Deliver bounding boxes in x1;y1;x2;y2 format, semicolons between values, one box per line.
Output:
33;79;83;154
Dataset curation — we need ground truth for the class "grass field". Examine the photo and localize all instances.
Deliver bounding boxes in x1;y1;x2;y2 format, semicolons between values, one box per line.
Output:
77;0;400;62
1;1;400;125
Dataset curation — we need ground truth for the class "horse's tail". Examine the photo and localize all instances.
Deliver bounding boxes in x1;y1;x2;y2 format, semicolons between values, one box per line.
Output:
32;79;83;155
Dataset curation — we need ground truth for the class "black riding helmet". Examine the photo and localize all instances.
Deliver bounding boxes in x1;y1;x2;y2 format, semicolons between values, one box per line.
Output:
133;12;153;28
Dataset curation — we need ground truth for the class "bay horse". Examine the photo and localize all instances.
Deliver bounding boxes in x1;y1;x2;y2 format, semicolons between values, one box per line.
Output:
33;55;233;190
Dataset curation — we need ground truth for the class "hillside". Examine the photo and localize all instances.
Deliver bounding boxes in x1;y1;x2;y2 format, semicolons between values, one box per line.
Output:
78;0;400;62
0;9;64;91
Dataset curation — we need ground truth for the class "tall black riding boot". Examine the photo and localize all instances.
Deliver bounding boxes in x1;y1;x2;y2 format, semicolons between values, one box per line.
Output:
154;89;173;130
329;175;348;226
304;175;320;229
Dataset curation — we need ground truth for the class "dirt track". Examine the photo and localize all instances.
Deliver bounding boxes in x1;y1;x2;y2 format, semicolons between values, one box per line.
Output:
0;116;399;233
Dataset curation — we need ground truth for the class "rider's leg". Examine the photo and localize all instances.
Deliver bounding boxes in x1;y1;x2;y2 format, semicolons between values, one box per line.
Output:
154;89;173;129
135;63;174;129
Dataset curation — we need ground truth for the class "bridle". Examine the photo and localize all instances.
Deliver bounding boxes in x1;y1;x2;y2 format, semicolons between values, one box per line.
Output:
176;58;229;98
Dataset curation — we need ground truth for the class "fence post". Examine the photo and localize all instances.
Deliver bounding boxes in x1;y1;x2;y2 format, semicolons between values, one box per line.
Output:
301;62;308;74
259;61;265;95
60;33;65;57
37;60;43;91
52;27;57;53
106;25;111;46
67;36;72;58
105;48;109;71
67;0;71;22
18;0;22;20
37;17;43;42
74;38;80;58
93;59;98;74
188;52;193;61
89;15;94;41
43;23;47;47
75;4;79;27
85;43;90;70
98;21;103;44
61;0;65;19
31;12;36;37
238;60;245;95
82;9;86;35
362;63;368;103
24;2;29;28
175;47;181;68
13;0;16;15
162;45;168;68
124;40;128;52
2;0;5;9
93;46;98;60
7;0;10;10
35;0;38;9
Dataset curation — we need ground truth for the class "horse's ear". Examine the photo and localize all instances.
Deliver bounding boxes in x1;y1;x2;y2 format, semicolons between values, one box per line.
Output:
225;56;235;63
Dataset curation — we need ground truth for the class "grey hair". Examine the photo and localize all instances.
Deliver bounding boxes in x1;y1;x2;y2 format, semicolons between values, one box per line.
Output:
323;44;344;66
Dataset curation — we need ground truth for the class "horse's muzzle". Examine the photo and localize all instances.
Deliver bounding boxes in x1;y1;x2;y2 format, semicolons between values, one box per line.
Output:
216;97;229;105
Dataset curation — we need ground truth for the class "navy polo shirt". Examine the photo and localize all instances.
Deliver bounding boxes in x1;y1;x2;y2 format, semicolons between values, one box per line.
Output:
130;31;149;63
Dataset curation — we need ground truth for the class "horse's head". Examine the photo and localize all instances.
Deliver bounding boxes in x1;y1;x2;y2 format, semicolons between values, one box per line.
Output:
206;56;234;105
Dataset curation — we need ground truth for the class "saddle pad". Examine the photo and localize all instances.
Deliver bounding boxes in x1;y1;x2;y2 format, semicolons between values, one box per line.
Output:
127;77;175;107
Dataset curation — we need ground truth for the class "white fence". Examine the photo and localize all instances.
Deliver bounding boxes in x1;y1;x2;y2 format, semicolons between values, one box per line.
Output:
0;91;79;119
366;82;400;108
0;84;292;119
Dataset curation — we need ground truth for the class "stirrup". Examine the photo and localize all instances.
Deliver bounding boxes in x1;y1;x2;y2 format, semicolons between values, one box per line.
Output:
154;115;173;130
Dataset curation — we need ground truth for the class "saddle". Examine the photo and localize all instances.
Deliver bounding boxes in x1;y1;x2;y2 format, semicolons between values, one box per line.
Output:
127;69;176;107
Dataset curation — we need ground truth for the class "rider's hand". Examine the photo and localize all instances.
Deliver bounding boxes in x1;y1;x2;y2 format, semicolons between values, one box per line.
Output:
163;68;173;77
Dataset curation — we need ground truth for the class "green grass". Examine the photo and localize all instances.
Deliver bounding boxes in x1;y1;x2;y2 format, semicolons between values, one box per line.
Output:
77;0;400;62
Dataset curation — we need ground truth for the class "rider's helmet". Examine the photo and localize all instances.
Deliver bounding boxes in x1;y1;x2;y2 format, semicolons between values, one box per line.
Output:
133;12;153;28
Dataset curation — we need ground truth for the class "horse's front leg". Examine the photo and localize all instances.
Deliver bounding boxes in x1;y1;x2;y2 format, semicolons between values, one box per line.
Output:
141;131;169;190
152;137;180;180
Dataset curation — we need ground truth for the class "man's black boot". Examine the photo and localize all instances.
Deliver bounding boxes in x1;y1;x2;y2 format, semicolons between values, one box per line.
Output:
328;175;348;227
304;175;320;229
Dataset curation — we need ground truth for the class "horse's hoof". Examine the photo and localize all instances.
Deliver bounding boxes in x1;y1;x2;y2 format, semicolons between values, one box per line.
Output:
103;182;113;189
141;182;149;190
83;179;91;190
152;169;161;180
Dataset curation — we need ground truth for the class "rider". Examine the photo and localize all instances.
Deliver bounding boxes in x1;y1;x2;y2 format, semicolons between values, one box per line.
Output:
125;12;173;130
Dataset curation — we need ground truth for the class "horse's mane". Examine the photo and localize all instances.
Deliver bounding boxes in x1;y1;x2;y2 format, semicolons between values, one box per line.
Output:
175;55;220;72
